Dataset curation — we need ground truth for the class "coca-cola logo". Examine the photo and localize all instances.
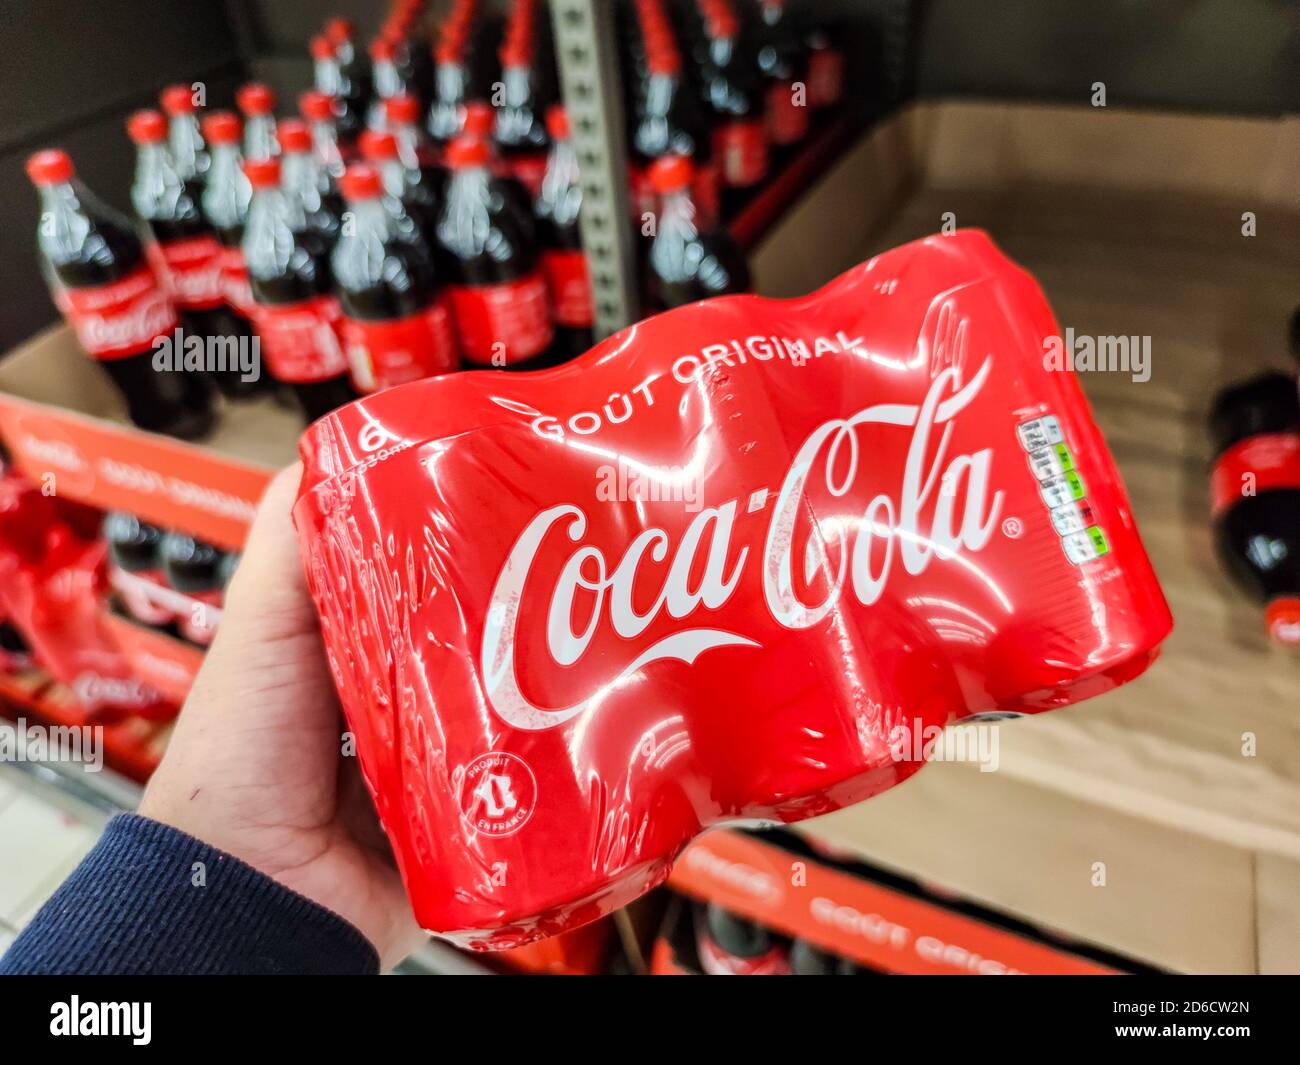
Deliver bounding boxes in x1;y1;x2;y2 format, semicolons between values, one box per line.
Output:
482;357;1004;731
72;671;156;709
75;289;175;354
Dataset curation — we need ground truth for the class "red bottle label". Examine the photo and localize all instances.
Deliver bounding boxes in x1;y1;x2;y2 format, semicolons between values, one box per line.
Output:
807;48;845;108
541;250;594;329
696;935;791;976
449;272;554;366
151;236;225;311
109;566;174;626
218;246;257;319
767;81;809;146
510;154;550;200
254;296;349;384
177;587;223;646
341;299;460;393
694;162;722;232
716;120;769;189
628;165;655;220
56;265;178;361
1211;431;1300;515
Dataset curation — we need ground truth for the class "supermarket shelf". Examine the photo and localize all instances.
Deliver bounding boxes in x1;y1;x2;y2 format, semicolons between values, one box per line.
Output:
103;613;206;707
0;326;291;552
0;671;171;786
0;748;140;821
669;830;1140;975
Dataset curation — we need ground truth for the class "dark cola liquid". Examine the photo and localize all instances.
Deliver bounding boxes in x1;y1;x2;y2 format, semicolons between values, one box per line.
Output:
1215;493;1300;602
144;183;248;404
208;220;263;398
0;620;29;657
535;169;593;362
336;50;373;147
703;905;778;959
159;531;223;594
44;205;213;439
103;511;164;573
1210;373;1300;605
535;217;592;362
102;511;172;631
789;939;871;976
246;233;356;422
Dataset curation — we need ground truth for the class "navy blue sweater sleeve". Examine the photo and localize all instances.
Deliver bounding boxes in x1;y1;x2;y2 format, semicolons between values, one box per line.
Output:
0;814;378;975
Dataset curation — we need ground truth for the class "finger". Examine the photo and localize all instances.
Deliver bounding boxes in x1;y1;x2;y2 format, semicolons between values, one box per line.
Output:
222;462;318;637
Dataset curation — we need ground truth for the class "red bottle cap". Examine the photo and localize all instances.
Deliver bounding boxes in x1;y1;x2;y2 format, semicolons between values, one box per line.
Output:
25;149;74;185
500;37;529;68
236;82;276;117
460;101;495;138
340;164;384;202
434;36;462;65
310;34;335;61
127;109;168;144
707;7;739;38
445;135;490;169
649;154;694;193
243;157;282;189
277;119;312;153
161;84;198;115
385;94;421;126
299;90;336;122
370;36;395;62
359;129;400;161
325;17;354;44
647;45;682;76
545;105;570;141
1266;597;1300;647
202;111;242;145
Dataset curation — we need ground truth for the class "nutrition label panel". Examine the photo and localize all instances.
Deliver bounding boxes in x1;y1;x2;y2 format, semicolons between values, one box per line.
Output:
1017;414;1111;565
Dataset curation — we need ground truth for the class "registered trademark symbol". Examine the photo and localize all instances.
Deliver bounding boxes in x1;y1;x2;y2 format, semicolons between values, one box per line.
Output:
1002;516;1024;538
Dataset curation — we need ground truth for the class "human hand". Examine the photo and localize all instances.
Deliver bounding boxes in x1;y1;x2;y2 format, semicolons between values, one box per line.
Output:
139;464;424;970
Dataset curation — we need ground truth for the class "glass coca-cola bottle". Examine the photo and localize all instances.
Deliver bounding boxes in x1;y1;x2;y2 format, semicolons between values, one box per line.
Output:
755;0;810;154
236;82;279;161
26;149;212;438
159;531;225;647
127;109;241;401
534;106;594;361
242;157;355;422
198;111;263;398
160;84;210;193
102;511;173;631
695;2;769;212
647;153;749;309
278;118;343;248
299;90;348;192
1210;373;1300;647
436;135;553;368
495;0;552;200
359;128;440;251
630;21;719;229
332;164;459;393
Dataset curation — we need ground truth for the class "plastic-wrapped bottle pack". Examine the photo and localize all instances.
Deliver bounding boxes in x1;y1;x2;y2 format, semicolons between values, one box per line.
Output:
292;230;1173;947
